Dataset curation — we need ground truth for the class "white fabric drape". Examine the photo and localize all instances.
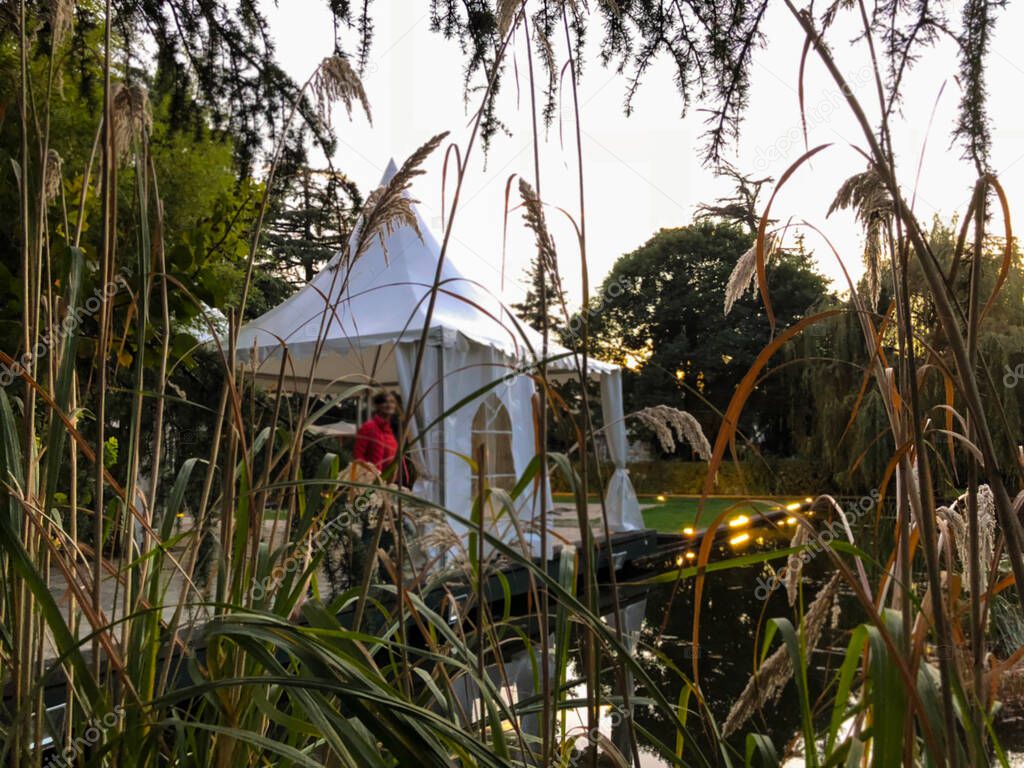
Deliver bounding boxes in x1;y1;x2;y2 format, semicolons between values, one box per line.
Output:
500;354;553;559
438;342;547;556
600;369;642;531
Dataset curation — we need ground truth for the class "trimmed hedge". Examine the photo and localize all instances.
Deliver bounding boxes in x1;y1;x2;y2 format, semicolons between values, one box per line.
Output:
553;457;824;496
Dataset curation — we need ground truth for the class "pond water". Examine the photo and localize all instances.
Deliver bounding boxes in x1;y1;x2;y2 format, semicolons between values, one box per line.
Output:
611;564;843;765
546;548;1024;766
445;514;1024;766
562;557;828;766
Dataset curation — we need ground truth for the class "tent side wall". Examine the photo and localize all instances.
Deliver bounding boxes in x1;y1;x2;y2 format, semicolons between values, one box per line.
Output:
600;369;642;531
396;338;551;555
395;337;642;557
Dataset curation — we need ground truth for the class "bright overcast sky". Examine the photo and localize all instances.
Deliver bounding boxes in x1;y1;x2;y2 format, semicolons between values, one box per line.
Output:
262;1;1024;309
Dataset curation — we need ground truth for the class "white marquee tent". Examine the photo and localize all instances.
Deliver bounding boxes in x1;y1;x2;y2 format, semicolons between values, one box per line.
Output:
235;161;641;553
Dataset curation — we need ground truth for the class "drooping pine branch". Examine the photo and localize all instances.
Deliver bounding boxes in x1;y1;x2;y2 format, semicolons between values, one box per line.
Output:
956;0;1004;169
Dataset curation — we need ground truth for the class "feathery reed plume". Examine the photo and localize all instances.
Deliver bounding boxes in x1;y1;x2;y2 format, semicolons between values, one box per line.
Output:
49;0;74;47
631;405;712;460
313;55;371;126
496;0;520;39
724;233;776;317
863;225;883;310
343;460;383;499
518;178;558;277
417;507;462;554
722;573;841;737
343;132;448;266
43;149;62;204
828;167;892;308
785;523;809;607
938;484;997;593
828;167;892;222
112;82;152;161
978;484;998;576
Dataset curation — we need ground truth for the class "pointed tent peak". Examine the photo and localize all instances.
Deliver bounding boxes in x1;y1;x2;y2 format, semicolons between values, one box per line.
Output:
378;158;399;186
320;157;424;272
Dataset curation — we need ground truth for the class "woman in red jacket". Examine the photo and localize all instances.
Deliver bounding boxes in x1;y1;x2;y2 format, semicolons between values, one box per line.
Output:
353;391;399;472
349;391;404;586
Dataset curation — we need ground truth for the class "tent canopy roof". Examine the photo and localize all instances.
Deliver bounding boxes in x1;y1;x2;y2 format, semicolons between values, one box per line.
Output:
235;160;616;389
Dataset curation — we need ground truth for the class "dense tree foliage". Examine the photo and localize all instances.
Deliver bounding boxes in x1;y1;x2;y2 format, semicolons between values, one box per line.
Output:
248;166;363;320
584;213;1024;494
0;15;256;348
428;0;769;159
0;3;365;506
586;221;830;455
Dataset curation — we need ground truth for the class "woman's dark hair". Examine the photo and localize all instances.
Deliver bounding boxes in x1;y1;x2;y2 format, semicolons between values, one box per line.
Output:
371;391;391;407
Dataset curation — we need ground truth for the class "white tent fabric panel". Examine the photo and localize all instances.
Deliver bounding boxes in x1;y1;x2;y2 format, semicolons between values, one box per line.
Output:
600;369;643;531
401;338;551;557
394;341;444;509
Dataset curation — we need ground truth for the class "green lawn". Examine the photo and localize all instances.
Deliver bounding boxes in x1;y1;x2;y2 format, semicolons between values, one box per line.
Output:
552;493;792;533
639;497;781;532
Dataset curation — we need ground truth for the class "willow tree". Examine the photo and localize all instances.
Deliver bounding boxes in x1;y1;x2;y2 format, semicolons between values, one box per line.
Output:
794;217;1024;494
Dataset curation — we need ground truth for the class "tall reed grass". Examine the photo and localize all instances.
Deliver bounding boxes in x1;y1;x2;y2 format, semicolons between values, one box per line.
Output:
1;2;1021;767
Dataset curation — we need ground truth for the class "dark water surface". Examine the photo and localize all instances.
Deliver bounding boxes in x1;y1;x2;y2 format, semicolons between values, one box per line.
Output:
565;544;1024;766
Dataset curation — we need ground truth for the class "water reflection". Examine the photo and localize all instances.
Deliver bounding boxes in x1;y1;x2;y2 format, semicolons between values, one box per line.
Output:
611;598;646;761
450;537;1024;766
605;561;1024;767
451;634;553;757
628;565;808;764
